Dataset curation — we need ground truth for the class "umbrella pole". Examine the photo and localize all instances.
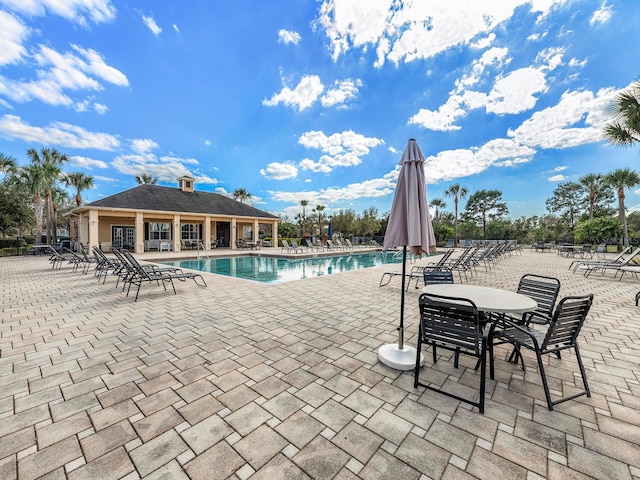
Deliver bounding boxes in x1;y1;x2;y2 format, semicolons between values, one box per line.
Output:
398;246;407;350
377;244;424;370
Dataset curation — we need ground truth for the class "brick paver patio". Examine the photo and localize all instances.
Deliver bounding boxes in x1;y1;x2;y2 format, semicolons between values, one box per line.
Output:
1;248;639;479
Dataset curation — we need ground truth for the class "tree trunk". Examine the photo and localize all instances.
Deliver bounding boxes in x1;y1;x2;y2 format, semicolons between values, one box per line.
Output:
34;195;43;241
619;188;628;248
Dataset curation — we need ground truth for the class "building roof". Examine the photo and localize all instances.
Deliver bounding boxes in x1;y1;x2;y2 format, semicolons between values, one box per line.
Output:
83;185;279;219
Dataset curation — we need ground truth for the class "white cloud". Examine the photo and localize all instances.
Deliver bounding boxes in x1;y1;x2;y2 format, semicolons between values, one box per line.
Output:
484;67;549;115
111;151;218;185
548;174;568;182
423;138;536;184
551;166;567;172
69;155;108;169
173;24;180;33
320;78;362;107
508;86;620;149
0;114;119;150
0;43;128;107
590;1;612;26
130;138;158;154
278;29;301;45
94;102;108;114
263;74;324;111
410;45;564;130
142;14;162;36
0;0;117;25
298;130;384;172
316;0;566;66
260;162;298;180
270;170;397;207
93;175;119;182
74;99;90;112
0;10;29;66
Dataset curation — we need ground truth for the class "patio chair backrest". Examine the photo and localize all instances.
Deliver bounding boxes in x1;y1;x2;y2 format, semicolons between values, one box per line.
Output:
517;274;560;324
423;268;454;285
624;247;640;266
542;294;593;352
432;248;454;268
419;293;482;355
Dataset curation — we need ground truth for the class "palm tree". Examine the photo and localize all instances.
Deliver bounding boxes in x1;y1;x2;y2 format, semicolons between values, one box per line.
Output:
603;80;640;150
26;147;68;244
17;164;45;240
579;173;604;220
51;186;68;242
444;183;468;245
232;188;251;203
0;153;16;174
430;198;446;222
605;168;640;248
299;199;309;235
64;172;94;206
135;173;158;185
316;204;325;237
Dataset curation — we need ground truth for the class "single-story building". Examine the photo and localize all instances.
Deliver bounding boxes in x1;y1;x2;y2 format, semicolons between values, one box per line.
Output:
68;176;279;253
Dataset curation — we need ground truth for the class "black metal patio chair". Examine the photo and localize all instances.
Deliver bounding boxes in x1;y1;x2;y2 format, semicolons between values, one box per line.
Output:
415;293;488;414
491;294;594;411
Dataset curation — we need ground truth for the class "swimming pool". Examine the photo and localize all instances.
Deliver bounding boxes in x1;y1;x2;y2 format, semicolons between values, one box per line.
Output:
161;251;404;283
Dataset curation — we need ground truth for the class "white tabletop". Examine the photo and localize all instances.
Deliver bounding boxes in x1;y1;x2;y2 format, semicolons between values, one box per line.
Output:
422;284;538;314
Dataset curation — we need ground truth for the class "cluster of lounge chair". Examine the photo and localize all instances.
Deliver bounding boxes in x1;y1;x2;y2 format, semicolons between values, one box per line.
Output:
380;240;521;290
281;238;379;254
568;245;640;278
46;245;207;301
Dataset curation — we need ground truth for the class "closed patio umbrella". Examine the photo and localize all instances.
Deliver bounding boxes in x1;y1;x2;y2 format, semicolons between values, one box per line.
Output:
378;138;436;370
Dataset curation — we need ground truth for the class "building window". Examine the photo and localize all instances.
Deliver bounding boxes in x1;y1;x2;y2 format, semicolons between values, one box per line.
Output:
181;223;199;240
150;222;170;240
186;181;191;189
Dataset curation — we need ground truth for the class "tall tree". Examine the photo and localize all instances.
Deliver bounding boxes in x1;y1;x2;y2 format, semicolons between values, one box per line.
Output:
605;167;640;248
430;198;446;222
546;182;582;228
0;178;33;236
0;153;17;174
135;173;158;185
315;204;326;237
463;189;508;238
360;206;381;238
64;172;94;206
299;199;309;235
232;188;251;203
603;80;640;152
26;147;68;244
578;173;612;220
444;184;468;245
17;164;45;240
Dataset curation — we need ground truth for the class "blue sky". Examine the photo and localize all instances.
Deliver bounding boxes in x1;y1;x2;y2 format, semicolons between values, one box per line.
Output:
1;0;640;220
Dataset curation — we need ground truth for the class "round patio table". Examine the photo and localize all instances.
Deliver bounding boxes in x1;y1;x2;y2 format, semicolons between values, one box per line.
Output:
422;284;537;314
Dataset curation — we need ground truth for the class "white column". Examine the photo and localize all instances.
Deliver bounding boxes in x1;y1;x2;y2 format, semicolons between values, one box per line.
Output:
173;214;181;251
88;209;99;251
204;216;212;250
231;219;237;250
135;212;144;253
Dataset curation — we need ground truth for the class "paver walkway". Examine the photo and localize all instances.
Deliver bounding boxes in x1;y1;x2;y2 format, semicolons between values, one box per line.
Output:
1;249;639;479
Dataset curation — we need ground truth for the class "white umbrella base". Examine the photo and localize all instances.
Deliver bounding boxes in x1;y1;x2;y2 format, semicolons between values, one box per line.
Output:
378;343;424;371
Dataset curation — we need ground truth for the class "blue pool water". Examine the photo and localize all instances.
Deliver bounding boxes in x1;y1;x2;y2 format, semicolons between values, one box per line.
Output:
161;251;404;283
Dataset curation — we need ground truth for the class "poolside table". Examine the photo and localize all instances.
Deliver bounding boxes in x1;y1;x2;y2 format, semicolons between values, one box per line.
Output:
422;284;538;315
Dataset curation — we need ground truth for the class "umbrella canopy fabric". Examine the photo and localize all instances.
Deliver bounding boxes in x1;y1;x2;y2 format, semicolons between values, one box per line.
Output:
383;139;436;255
328;221;333;238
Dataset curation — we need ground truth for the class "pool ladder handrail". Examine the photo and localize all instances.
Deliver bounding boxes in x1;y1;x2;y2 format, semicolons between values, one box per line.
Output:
197;241;210;260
